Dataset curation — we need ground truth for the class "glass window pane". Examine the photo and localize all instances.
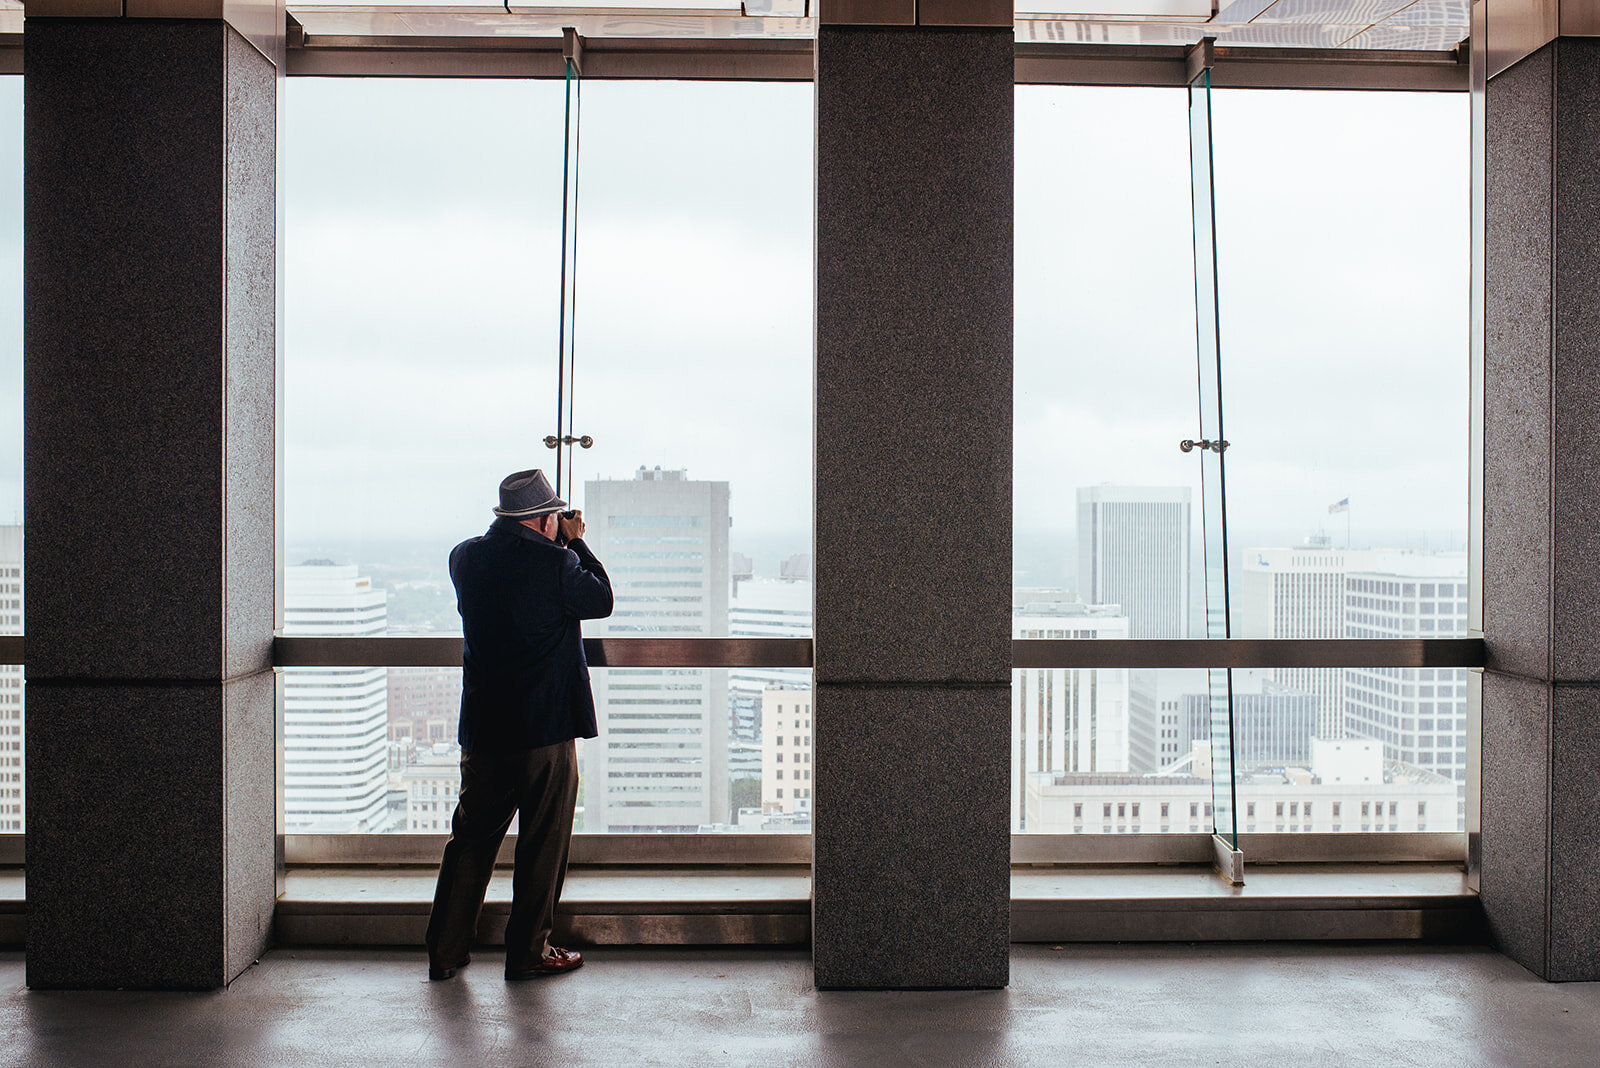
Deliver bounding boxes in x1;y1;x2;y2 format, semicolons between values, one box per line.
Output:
285;78;813;638
285;76;565;624
0;76;21;835
284;78;813;835
282;665;810;834
1211;89;1470;609
567;80;813;639
1015;86;1200;638
1014;666;1462;834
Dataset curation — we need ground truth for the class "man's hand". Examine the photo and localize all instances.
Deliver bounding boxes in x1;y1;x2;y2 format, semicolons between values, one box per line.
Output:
559;510;586;544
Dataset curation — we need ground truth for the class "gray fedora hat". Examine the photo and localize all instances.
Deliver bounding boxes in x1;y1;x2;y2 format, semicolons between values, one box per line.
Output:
493;469;567;518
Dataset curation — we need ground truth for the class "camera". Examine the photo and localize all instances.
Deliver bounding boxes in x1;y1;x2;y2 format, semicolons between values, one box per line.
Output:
555;509;577;547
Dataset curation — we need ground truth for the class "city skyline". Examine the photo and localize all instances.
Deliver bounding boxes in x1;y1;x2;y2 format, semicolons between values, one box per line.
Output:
0;457;1469;836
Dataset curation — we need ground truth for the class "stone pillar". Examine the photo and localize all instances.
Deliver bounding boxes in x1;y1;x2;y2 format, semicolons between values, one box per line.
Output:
1482;33;1600;982
24;8;279;989
812;0;1014;990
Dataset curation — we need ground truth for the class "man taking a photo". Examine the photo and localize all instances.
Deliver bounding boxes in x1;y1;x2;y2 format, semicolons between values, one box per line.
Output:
426;468;613;981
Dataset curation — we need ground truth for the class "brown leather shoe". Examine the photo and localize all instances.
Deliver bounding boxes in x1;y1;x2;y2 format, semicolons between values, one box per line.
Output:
505;947;584;980
429;954;470;981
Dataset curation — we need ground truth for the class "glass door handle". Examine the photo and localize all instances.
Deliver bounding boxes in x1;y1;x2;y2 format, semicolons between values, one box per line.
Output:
544;434;595;449
1179;438;1229;454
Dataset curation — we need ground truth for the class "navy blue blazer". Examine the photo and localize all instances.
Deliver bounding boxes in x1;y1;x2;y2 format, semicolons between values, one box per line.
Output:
450;517;614;753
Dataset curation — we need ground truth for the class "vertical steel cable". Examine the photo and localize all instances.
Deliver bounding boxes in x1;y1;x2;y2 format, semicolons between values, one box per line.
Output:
566;69;582;500
553;56;575;497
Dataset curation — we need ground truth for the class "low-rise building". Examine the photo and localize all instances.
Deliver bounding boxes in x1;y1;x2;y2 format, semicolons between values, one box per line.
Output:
1025;736;1459;834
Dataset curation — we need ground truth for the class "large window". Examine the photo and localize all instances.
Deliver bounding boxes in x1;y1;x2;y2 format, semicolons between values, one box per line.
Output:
0;77;21;834
1211;89;1470;831
283;77;813;834
1014;84;1470;835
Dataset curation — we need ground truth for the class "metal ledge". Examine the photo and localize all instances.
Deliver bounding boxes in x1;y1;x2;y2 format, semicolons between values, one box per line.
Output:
0;634;1495;670
286;831;1462;867
1013;638;1486;670
272;635;815;668
285;832;813;866
272;636;1482;670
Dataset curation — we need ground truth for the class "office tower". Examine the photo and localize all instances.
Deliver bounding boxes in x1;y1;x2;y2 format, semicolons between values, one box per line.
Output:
730;575;812;742
1012;598;1130;830
760;685;813;818
1343;554;1470;826
582;466;731;832
1180;679;1320;767
282;563;390;833
1132;670;1201;773
1235;543;1383;740
0;526;20;832
1076;485;1191;639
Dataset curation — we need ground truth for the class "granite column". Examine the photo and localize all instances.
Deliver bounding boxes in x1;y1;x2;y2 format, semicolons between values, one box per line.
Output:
812;0;1014;990
1481;33;1600;982
23;10;279;989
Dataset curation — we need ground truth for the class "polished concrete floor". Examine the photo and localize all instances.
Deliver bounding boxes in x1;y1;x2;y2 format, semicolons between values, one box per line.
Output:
1;944;1596;1067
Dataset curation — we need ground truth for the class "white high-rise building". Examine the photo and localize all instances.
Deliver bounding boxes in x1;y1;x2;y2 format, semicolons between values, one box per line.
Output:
0;526;21;833
1236;542;1384;740
1012;599;1130;831
759;685;812;818
1344;553;1470;828
730;576;812;742
1076;485;1191;639
282;563;390;833
583;466;731;832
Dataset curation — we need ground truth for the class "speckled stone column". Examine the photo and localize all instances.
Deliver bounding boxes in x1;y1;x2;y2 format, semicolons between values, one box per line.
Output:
24;18;277;989
812;13;1013;989
1482;36;1600;983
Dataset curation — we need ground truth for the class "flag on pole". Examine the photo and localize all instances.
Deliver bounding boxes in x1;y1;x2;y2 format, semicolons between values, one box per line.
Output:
1328;498;1349;515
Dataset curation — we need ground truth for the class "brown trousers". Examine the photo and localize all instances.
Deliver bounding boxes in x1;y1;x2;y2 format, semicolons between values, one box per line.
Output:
425;739;579;973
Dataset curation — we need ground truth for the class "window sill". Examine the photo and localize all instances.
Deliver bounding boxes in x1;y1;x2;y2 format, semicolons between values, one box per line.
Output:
265;862;1479;948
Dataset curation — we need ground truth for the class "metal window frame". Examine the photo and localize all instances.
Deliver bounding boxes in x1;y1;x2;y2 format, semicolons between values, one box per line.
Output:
279;33;1469;91
0;39;1479;870
268;635;1483;670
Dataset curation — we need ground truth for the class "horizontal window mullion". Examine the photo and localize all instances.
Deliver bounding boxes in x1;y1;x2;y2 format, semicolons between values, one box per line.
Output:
1012;638;1485;671
273;636;815;670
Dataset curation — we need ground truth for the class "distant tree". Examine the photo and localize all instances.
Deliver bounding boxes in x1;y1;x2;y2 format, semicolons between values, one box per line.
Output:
729;777;760;816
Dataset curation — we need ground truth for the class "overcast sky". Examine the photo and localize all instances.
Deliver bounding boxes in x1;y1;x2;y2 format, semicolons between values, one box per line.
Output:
0;77;1468;566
